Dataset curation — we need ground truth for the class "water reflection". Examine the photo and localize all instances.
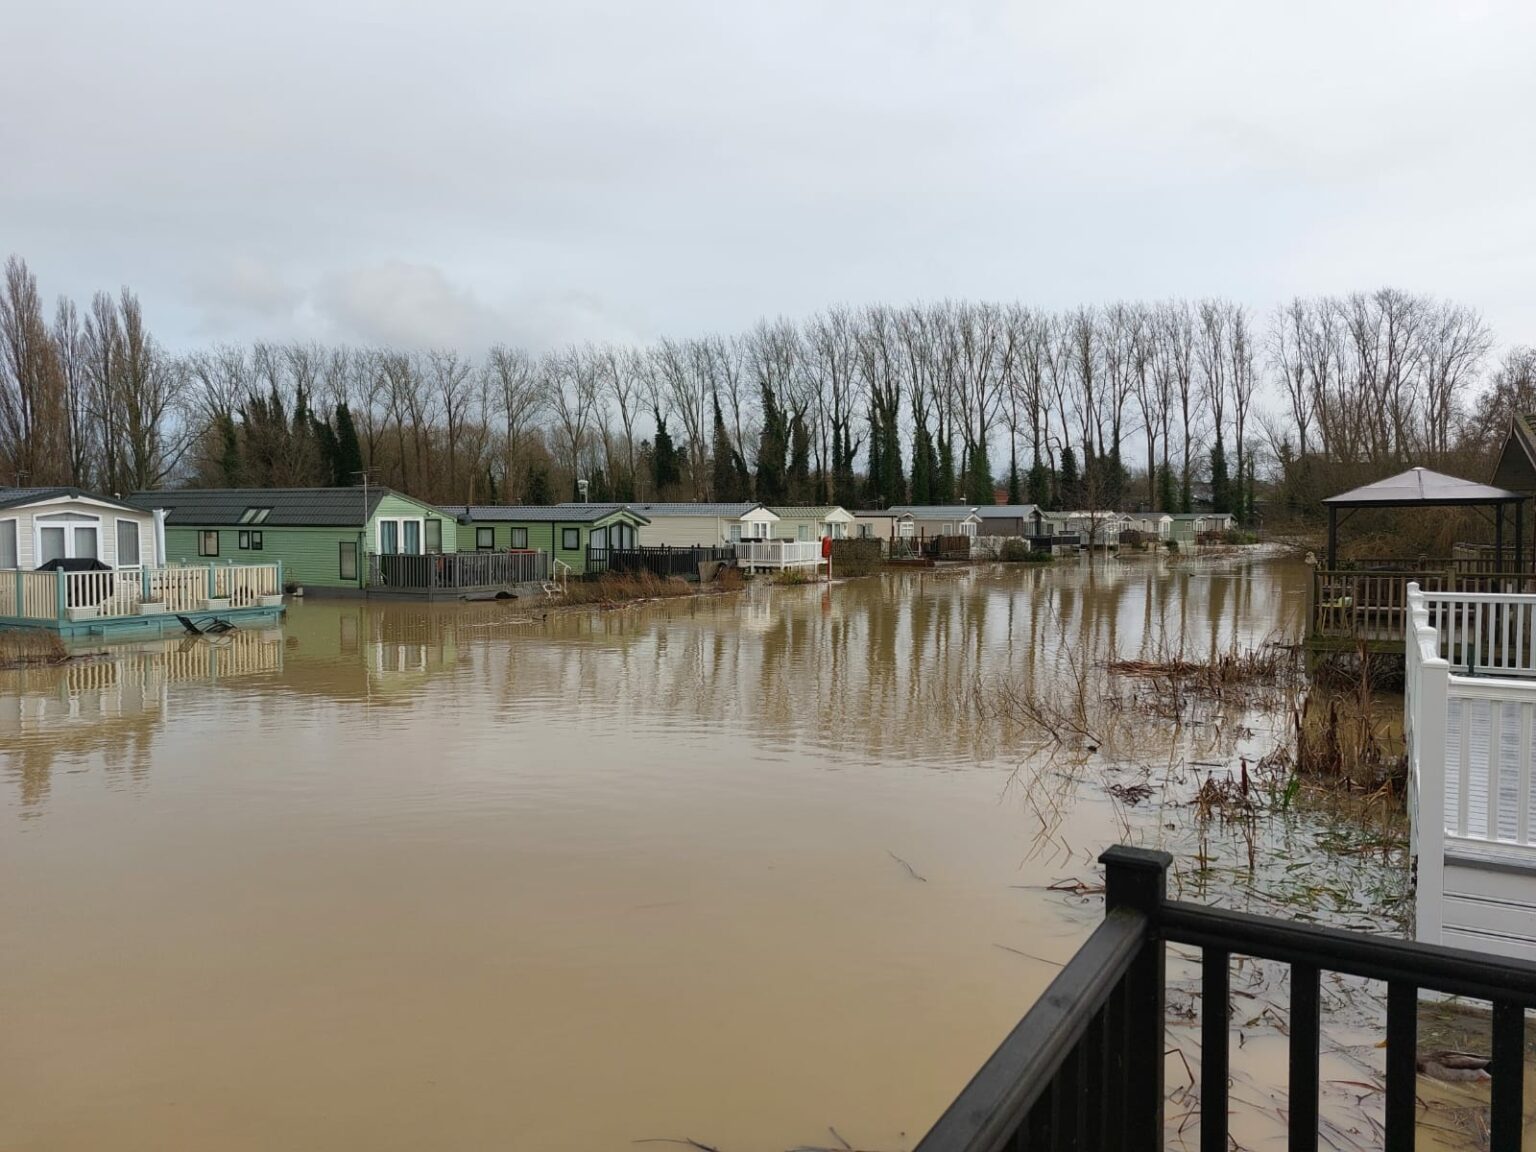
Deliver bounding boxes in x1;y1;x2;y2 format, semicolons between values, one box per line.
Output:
1;555;1328;1152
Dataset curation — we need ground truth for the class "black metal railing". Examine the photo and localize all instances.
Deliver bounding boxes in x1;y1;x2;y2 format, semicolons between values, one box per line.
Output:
915;845;1533;1152
367;550;549;590
585;545;735;579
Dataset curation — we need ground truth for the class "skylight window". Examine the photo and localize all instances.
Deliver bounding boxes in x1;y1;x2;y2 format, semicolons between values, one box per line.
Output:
239;507;273;524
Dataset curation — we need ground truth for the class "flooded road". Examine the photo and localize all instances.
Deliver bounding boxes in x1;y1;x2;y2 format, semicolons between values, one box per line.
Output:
1;556;1397;1151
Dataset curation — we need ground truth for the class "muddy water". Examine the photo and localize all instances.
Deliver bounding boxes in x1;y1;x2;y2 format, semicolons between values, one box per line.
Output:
1;556;1390;1151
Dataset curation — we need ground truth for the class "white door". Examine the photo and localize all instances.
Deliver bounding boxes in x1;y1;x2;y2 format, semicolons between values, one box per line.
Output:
35;513;101;564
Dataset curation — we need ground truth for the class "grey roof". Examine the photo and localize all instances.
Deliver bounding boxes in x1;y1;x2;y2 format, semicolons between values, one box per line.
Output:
0;486;146;513
889;505;983;520
767;505;852;519
1322;467;1524;508
441;504;650;525
561;501;772;519
127;487;390;526
975;504;1041;519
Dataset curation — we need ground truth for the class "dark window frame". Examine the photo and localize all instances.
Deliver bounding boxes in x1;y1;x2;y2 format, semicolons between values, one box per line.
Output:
251;531;263;550
425;519;442;555
339;540;358;580
198;530;219;557
561;527;580;551
238;530;250;549
476;527;495;551
510;527;527;549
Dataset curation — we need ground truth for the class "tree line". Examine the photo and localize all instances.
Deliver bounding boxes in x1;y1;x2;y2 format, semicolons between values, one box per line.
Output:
2;253;1529;517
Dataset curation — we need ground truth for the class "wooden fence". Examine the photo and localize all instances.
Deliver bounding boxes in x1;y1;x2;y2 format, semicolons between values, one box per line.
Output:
1310;566;1536;648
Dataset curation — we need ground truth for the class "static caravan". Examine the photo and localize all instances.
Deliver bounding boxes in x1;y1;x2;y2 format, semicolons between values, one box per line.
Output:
564;502;779;548
134;487;460;595
974;504;1044;537
766;506;856;541
1;487;286;635
888;505;984;538
443;504;650;576
1;487;162;571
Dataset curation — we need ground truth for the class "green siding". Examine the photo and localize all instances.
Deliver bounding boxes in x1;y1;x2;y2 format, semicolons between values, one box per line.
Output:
457;510;646;576
164;492;459;591
368;493;458;554
165;525;364;588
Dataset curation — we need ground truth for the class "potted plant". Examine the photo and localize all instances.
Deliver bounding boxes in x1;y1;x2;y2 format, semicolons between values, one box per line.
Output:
138;596;167;616
258;591;284;608
202;595;232;611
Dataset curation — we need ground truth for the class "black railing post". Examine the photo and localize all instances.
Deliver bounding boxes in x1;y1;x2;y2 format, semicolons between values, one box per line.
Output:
1101;846;1171;1151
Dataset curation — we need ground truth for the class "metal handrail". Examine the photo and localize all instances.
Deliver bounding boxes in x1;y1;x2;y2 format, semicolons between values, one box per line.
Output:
915;844;1531;1152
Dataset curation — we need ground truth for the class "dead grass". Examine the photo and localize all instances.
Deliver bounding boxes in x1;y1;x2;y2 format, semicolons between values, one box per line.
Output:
0;628;67;668
560;573;696;606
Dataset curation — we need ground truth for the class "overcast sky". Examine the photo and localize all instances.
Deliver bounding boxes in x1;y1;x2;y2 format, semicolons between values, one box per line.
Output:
4;0;1534;355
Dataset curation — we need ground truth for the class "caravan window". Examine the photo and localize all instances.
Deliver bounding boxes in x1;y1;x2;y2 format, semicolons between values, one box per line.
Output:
0;519;16;568
116;520;141;566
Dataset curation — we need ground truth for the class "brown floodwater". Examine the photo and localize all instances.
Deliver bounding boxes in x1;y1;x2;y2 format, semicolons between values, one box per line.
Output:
1;555;1401;1151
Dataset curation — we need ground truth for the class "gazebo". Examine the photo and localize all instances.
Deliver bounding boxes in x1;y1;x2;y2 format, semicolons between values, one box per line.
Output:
1322;466;1529;570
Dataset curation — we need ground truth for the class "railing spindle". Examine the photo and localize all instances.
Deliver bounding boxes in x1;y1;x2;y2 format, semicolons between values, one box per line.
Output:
1288;963;1320;1152
1201;949;1229;1152
1491;1000;1525;1152
1079;1013;1103;1151
1384;982;1417;1152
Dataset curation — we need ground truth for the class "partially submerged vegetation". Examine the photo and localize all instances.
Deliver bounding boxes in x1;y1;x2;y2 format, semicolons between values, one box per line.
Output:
0;628;68;669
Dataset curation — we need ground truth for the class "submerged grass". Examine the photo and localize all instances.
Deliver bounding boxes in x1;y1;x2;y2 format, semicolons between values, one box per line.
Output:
0;628;68;669
560;573;698;606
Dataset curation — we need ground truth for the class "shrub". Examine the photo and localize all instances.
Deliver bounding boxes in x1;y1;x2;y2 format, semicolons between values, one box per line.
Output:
1000;537;1031;562
829;538;883;576
1165;539;1180;552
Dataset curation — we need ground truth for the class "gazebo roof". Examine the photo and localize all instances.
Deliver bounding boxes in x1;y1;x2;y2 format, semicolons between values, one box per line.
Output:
1322;467;1525;508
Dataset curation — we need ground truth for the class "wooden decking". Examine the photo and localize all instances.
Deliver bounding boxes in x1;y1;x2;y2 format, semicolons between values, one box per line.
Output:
1308;564;1536;653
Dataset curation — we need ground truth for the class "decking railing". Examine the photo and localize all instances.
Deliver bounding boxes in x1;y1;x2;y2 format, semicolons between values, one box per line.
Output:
366;550;550;591
1310;566;1536;647
917;845;1533;1152
0;563;281;623
1407;583;1536;956
586;545;735;579
738;541;822;569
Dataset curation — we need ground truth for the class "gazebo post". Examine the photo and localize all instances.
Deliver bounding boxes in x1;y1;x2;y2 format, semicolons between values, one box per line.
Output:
1327;506;1338;570
1515;500;1525;584
1496;502;1505;573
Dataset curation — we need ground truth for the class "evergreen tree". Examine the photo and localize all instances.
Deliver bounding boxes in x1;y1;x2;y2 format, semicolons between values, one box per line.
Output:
1210;435;1231;514
1244;458;1257;526
589;468;610;502
788;413;812;503
1006;444;1022;505
910;421;934;504
754;385;788;503
936;435;956;503
1179;469;1192;515
1027;457;1051;510
864;406;883;507
652;418;682;497
881;414;905;506
1059;445;1080;507
965;438;994;504
711;395;745;501
215;412;242;486
525;461;552;504
1157;464;1176;515
312;416;341;485
334;403;364;486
